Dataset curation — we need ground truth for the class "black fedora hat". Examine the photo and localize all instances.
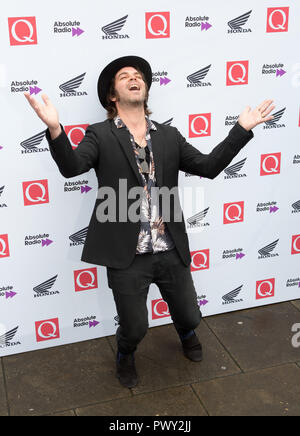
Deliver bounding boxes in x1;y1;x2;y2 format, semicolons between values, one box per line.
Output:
97;55;152;108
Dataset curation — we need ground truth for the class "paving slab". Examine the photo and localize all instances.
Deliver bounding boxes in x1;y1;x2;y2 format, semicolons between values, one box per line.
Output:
0;360;8;416
193;363;300;416
3;338;131;416
108;322;241;394
291;300;300;312
205;302;300;371
76;385;207;416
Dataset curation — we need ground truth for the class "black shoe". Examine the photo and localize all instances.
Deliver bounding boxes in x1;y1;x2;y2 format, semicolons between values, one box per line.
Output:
181;332;203;362
116;351;138;388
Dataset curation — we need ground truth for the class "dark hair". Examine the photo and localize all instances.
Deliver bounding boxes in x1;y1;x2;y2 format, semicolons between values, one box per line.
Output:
106;69;152;120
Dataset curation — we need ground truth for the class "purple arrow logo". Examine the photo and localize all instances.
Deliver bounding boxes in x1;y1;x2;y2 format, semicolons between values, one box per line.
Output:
89;320;99;328
270;206;279;213
0;146;3;150
160;76;171;86
72;27;84;37
276;69;286;77
30;86;42;95
236;252;245;260
198;299;209;307
42;239;53;247
201;22;212;31
81;185;92;194
6;291;17;299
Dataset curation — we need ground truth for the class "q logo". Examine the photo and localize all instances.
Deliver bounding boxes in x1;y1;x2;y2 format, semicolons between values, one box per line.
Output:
0;234;10;258
35;318;60;342
223;201;244;224
74;267;98;292
267;7;289;33
256;278;275;300
145;12;170;39
64;124;89;150
189;113;211;138
190;249;210;272
226;61;249;86
8;17;38;46
291;235;300;255
260;153;281;176
22;179;49;206
151;298;170;320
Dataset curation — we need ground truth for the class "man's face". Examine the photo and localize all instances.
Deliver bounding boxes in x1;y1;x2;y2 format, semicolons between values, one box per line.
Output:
111;66;147;107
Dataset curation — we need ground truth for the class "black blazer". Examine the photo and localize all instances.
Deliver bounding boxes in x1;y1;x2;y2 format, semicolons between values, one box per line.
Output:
46;120;253;268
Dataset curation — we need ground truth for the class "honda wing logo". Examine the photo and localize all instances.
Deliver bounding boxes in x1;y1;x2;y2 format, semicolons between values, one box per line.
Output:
59;73;87;97
33;275;58;297
222;285;243;305
69;227;88;245
258;239;279;258
292;200;300;213
0;186;4;197
101;15;129;38
187;207;209;228
0;326;19;347
187;65;211;87
264;108;285;128
20;130;47;154
224;157;247;178
228;10;252;31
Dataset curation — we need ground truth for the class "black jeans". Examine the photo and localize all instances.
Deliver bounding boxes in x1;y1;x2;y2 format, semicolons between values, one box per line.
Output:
106;248;202;354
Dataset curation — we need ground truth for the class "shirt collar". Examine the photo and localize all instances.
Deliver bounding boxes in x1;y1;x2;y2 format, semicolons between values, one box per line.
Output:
114;115;157;132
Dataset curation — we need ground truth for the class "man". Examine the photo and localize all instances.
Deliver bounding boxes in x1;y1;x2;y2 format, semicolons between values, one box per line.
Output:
24;55;275;388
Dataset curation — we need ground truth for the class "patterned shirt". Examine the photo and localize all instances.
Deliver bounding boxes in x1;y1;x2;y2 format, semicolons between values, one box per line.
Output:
114;115;175;254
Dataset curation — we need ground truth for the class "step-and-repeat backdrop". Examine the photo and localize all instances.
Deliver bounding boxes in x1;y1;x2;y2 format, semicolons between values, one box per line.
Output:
1;0;299;356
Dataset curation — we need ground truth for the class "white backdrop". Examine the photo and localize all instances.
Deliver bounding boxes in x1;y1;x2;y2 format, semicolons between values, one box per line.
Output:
1;0;299;356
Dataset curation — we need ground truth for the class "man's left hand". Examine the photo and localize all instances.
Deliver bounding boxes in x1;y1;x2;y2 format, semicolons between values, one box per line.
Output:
238;99;275;131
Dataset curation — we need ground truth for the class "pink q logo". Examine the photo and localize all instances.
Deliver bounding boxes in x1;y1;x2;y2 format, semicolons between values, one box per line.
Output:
35;318;60;342
64;124;89;150
226;61;249;86
189;113;211;138
291;235;300;255
145;12;170;39
256;278;275;300
151;299;170;320
267;7;289;33
260;153;281;176
74;268;98;292
8;17;38;46
190;250;210;272
0;234;10;259
22;180;49;206
223;201;244;224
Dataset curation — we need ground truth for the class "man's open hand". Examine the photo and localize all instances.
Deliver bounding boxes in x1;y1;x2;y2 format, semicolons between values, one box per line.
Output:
24;92;61;139
238;99;275;131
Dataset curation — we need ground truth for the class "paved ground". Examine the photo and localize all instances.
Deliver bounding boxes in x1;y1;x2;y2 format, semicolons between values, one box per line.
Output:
1;300;300;416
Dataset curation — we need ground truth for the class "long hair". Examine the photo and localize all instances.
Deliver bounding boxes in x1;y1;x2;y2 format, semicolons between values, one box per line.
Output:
106;69;152;120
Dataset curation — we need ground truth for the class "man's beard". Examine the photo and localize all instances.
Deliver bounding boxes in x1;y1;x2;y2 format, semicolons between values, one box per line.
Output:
114;89;147;109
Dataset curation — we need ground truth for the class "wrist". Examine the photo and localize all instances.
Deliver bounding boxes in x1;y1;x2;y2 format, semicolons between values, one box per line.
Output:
49;125;62;140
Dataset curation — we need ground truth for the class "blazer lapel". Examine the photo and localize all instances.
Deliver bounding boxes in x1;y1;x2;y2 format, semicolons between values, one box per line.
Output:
111;122;143;186
150;127;164;188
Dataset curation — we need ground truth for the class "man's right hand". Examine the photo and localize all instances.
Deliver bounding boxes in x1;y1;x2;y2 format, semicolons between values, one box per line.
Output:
24;92;61;140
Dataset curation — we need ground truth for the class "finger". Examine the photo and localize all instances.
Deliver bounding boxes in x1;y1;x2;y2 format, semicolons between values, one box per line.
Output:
257;99;273;112
24;92;43;114
261;104;276;117
41;93;50;106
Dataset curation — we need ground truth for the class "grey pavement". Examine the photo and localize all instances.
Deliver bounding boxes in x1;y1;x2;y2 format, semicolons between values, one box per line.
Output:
1;300;300;416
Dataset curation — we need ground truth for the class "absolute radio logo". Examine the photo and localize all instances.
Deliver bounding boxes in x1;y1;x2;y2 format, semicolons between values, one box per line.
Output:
151;298;170;320
53;20;84;37
20;131;48;154
0;285;17;300
227;10;252;34
223;202;244;224
224;114;239;127
186;65;212;88
152;70;171;86
222;248;245;261
185;15;212;31
260;153;281;176
0;234;10;259
189;114;211;138
101;15;129;39
145;12;170;39
24;233;53;248
10;79;41;95
35;318;60;342
64;124;89;149
74;268;98;292
64;180;92;194
73;316;99;329
256;200;279;214
262;63;286;78
190;249;210;272
266;7;289;33
8;17;38;46
59;73;87;97
22;180;49;206
226;61;249;86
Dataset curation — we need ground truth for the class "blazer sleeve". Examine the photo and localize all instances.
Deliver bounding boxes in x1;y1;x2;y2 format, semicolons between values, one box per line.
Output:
178;122;254;179
45;124;99;178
